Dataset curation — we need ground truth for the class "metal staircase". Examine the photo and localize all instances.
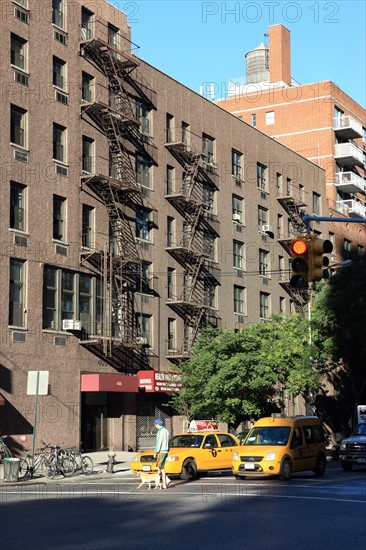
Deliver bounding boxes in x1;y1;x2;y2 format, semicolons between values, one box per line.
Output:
77;24;155;371
165;137;221;358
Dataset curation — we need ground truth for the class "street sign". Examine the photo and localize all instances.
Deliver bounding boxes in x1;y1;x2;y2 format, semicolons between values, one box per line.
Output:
27;371;49;395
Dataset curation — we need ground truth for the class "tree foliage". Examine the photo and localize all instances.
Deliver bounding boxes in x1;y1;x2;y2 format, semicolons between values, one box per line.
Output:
311;262;366;408
171;314;318;424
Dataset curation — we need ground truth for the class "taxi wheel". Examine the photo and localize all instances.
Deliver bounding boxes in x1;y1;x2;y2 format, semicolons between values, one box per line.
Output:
279;459;292;481
341;462;353;472
180;459;198;481
314;456;326;477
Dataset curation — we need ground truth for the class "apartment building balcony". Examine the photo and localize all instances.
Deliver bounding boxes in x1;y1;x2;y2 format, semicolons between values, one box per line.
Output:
335;171;366;195
336;199;366;218
334;143;364;167
334;116;363;140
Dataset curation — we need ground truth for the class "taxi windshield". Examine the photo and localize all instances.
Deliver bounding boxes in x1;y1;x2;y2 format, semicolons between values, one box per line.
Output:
244;426;291;446
352;423;366;436
169;434;205;448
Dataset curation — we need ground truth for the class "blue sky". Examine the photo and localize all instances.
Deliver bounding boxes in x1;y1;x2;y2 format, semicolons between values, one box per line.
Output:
111;0;366;107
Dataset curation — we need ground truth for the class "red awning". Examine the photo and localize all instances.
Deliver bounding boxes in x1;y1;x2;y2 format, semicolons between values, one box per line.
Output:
81;374;139;393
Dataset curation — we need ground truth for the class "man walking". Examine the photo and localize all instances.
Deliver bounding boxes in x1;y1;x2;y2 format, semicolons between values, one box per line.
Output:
154;419;170;489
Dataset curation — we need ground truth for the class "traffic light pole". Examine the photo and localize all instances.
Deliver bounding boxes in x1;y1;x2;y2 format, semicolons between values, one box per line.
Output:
302;215;366;232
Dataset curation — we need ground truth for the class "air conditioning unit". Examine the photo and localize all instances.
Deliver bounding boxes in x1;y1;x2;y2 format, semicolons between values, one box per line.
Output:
62;320;81;331
233;213;241;222
136;336;148;346
262;224;273;233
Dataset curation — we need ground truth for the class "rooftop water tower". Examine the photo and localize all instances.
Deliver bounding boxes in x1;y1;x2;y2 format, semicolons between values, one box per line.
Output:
245;42;269;84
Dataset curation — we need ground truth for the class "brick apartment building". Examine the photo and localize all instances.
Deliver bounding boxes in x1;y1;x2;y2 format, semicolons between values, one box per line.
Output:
0;1;325;451
216;24;366;262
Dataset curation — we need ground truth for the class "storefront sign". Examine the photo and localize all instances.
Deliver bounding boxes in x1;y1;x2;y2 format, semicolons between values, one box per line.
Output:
81;374;139;392
137;370;182;393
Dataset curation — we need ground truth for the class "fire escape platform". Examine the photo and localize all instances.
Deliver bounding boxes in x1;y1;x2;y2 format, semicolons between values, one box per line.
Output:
79;339;150;373
81;171;140;197
80;101;138;132
79;37;139;73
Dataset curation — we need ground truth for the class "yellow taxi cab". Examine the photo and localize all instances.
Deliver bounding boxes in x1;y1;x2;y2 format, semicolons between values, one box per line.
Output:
131;429;240;480
232;415;327;481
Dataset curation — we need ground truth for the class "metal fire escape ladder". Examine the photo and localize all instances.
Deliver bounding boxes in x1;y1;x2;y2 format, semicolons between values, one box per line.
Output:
277;196;309;310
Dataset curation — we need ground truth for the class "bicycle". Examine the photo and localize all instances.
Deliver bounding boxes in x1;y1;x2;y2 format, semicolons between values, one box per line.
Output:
0;436;12;463
63;447;94;475
18;444;56;480
45;443;76;479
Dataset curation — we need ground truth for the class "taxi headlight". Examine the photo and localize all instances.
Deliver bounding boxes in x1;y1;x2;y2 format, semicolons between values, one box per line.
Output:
340;442;346;450
233;452;239;461
165;456;180;462
266;452;277;461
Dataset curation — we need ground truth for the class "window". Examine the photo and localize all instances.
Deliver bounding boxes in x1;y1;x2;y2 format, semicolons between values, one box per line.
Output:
53;123;66;163
260;292;270;319
108;23;119;50
11;34;27;71
258;206;268;230
259;250;269;276
82;72;94;102
203;184;215;213
53;56;66;89
82;204;94;248
81;7;93;39
9;259;26;327
166;113;174;143
137;262;152;293
137;314;152;347
234;285;245;314
233;240;243;269
204;279;216;308
265;111;275;125
202;133;215;164
251;113;257;127
43;267;102;332
10;182;26;231
53;195;66;241
358;244;364;258
203;231;215;261
232;195;243;223
299;184;305;202
82;136;94;173
136;209;151;241
167;318;176;351
276;173;282;195
167;217;174;247
286;178;292;196
11;104;27;147
343;239;351;260
182;122;189;146
277;214;283;238
279;297;285;313
136;155;151;188
136;100;151;136
166;166;175;194
257;163;267;191
232;150;243;183
312;192;321;216
167;268;175;300
52;0;65;29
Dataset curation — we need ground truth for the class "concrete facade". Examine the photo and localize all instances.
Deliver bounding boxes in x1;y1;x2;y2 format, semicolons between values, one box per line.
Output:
1;2;324;452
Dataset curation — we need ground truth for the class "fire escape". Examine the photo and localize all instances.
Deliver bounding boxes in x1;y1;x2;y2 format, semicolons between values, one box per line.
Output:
277;194;309;311
77;24;156;371
165;138;221;360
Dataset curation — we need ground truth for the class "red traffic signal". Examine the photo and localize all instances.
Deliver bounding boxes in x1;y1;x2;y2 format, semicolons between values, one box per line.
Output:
290;238;309;289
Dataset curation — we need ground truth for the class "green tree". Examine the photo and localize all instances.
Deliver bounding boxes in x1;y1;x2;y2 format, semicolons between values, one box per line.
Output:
171;314;318;424
312;262;366;422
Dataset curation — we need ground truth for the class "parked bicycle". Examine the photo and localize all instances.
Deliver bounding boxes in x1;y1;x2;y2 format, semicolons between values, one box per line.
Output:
18;444;56;480
0;436;12;463
45;443;76;479
63;447;94;475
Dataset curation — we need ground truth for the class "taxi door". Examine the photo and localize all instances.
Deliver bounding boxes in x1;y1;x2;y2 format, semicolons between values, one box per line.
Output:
200;434;222;469
290;427;308;472
301;425;317;469
216;433;240;468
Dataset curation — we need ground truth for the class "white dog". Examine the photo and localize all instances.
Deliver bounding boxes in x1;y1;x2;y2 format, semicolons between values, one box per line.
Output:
135;470;162;490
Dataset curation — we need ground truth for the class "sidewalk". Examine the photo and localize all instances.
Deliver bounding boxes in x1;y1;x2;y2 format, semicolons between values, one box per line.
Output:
0;450;136;486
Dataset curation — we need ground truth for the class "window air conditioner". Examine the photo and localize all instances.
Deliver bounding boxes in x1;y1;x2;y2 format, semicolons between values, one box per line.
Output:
233;213;241;222
62;320;82;331
262;224;273;233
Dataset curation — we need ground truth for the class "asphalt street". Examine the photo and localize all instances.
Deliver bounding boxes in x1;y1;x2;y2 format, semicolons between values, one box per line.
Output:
1;462;365;550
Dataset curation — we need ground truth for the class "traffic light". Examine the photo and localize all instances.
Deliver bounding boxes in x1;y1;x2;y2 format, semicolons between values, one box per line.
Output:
290;237;309;289
308;236;333;282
